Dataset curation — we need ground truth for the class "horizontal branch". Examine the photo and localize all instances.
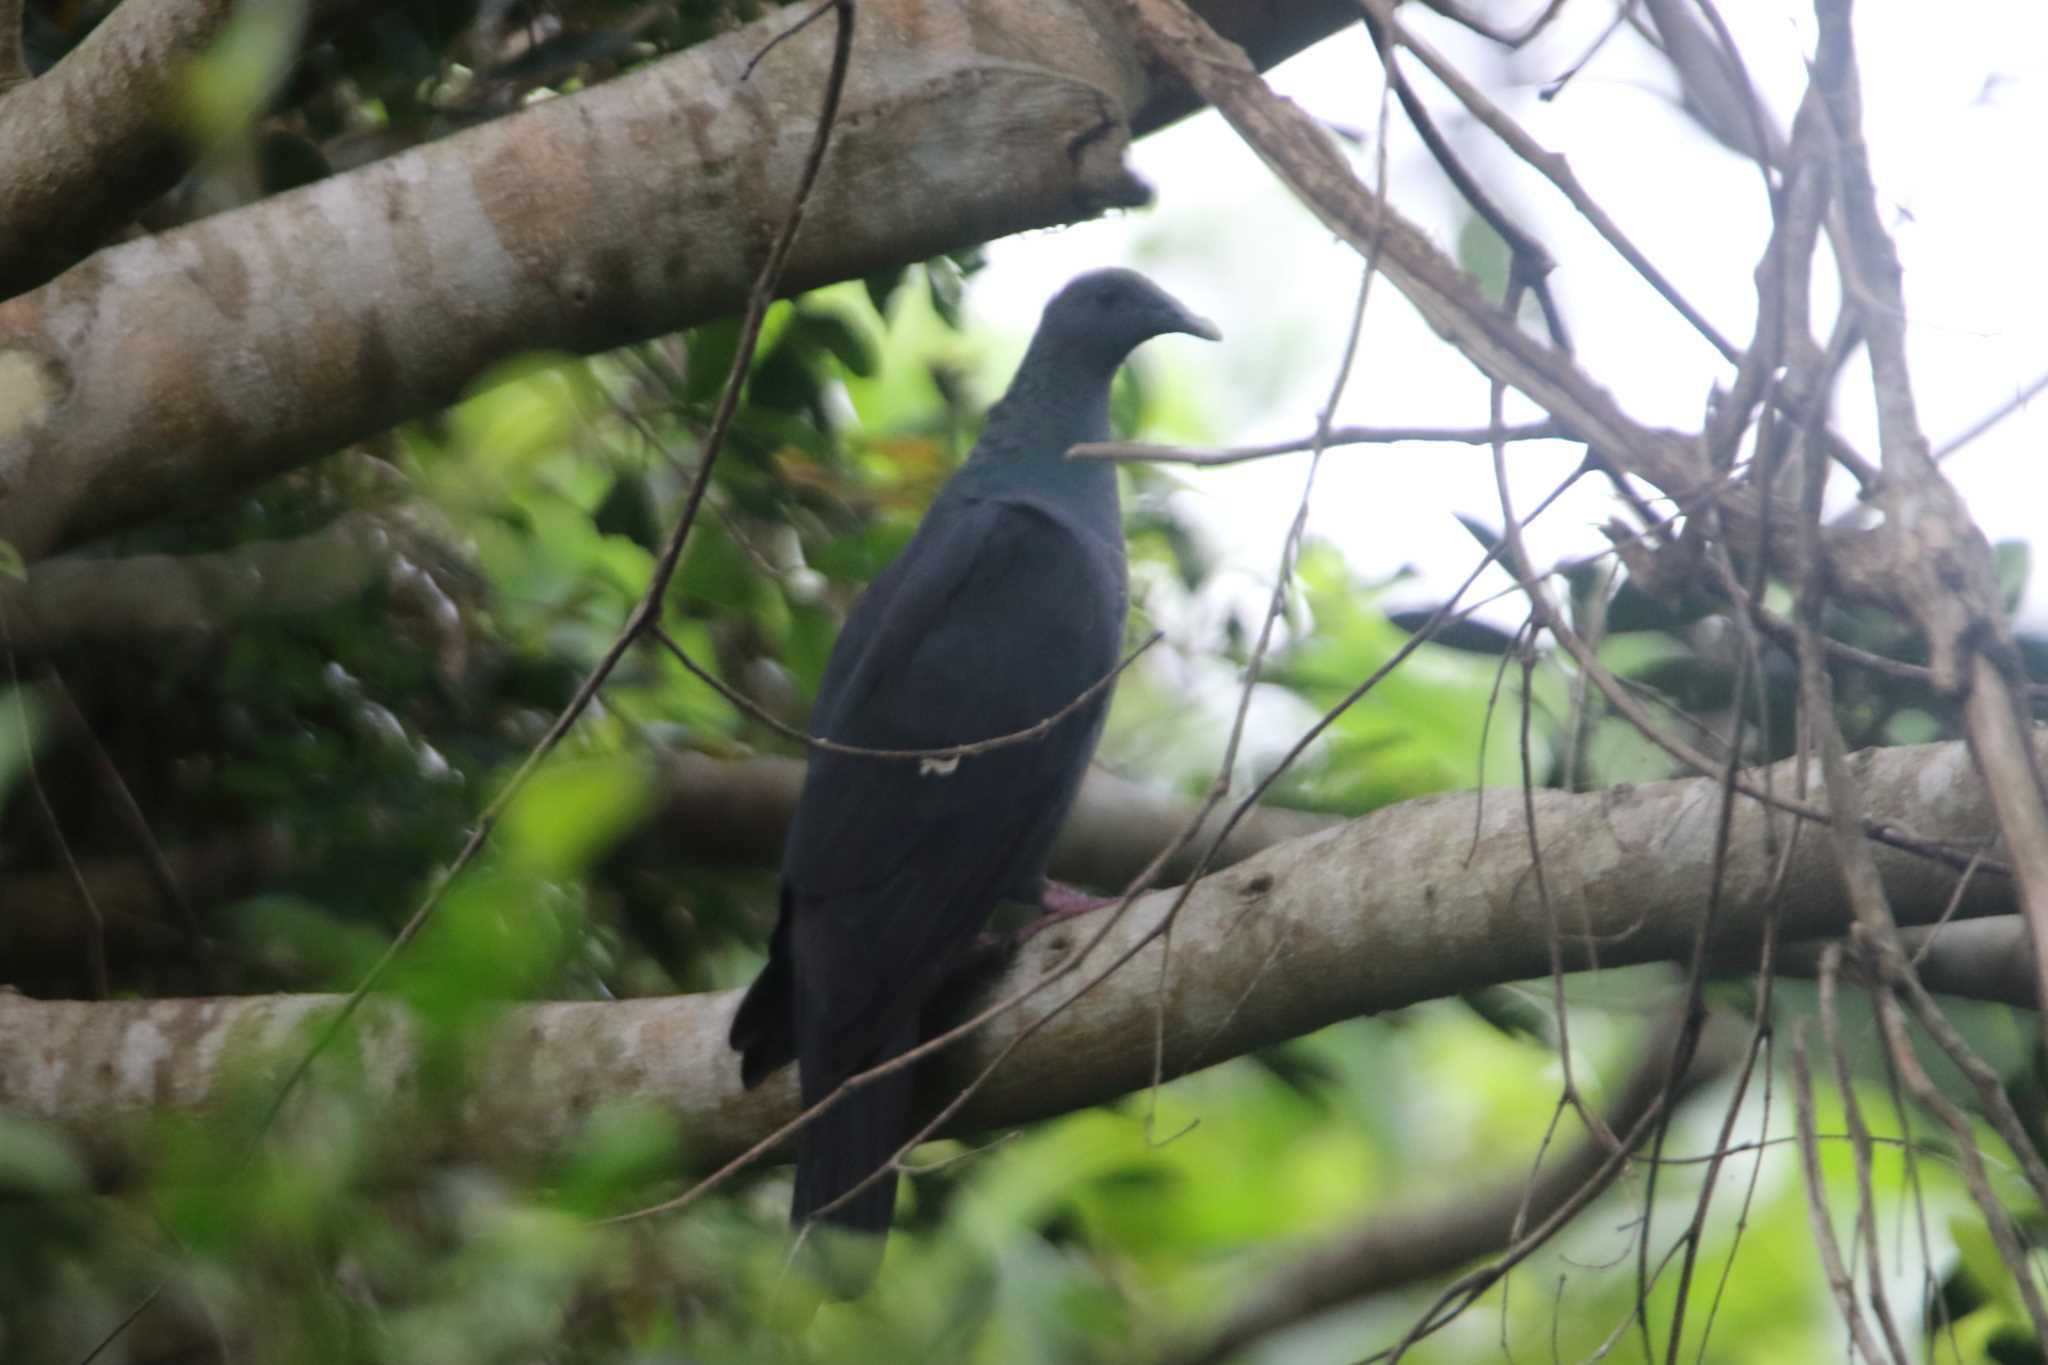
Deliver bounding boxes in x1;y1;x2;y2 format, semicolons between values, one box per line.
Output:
0;757;1332;976
0;512;412;646
655;751;1333;888
0;0;1352;559
1070;420;1567;466
0;734;2021;1174
0;0;341;295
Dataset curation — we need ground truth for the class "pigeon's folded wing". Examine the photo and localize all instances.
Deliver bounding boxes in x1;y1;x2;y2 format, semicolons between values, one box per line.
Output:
782;493;1124;1078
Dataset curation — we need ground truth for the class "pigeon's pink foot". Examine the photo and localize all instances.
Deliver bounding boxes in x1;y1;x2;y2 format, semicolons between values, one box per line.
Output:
1014;880;1117;941
1041;879;1116;917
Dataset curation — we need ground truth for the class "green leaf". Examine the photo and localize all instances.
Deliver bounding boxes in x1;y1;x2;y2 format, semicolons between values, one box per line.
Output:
1995;539;2030;615
1457;213;1512;301
673;520;752;610
685;317;743;403
810;518;917;585
1110;363;1147;439
795;308;878;377
0;537;25;581
450;355;591;473
864;265;909;316
0;1114;87;1196
655;617;742;733
926;257;965;329
501;754;655;880
785;601;841;701
0;685;44;804
1269;541;1552;807
592;471;663;553
178;0;305;150
554;1102;680;1216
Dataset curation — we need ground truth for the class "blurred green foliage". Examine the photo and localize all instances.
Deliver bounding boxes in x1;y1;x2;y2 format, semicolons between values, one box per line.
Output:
4;5;2046;1362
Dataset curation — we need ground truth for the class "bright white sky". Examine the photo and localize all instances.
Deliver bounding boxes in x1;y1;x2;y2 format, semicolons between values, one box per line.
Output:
970;1;2048;635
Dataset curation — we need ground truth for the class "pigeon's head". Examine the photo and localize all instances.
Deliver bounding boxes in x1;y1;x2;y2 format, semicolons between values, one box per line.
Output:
1035;268;1221;373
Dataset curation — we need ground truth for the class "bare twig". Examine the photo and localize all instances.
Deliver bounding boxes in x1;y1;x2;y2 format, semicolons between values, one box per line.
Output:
0;605;107;997
1069;420;1565;465
1868;981;2048;1339
44;672;197;944
1933;368;2048;461
1490;392;1613;1153
1789;1021;1889;1362
652;624;1163;763
1818;948;1913;1363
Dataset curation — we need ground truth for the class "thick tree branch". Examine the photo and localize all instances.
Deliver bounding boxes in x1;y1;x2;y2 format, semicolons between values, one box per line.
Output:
3;759;1332;974
0;0;1354;560
0;511;425;646
1769;918;2039;1008
13;752;2030;1000
0;831;291;974
656;752;1333;885
0;734;2023;1173
0;0;343;296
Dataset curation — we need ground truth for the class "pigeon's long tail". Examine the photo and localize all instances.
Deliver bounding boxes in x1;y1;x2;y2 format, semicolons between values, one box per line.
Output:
792;1018;916;1294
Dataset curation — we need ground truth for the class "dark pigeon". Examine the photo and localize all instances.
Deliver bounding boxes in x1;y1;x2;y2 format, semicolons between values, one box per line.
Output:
728;268;1219;1285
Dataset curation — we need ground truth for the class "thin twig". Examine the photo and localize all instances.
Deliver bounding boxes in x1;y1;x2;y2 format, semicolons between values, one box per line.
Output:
1818;946;1913;1364
653;624;1163;762
1538;0;1634;99
1868;980;2048;1338
45;671;198;946
1491;389;1613;1155
1933;368;2048;461
1789;1020;1889;1362
1069;420;1565;466
0;605;107;997
742;0;837;78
